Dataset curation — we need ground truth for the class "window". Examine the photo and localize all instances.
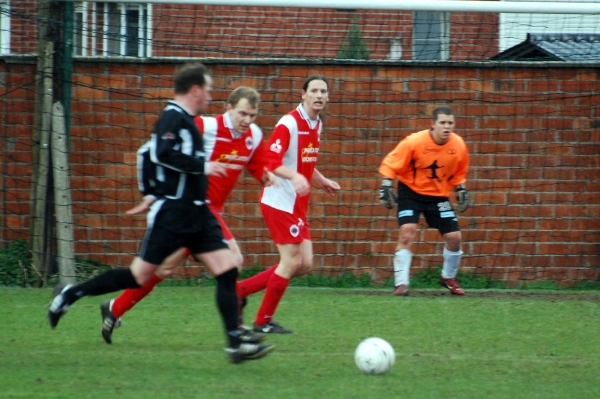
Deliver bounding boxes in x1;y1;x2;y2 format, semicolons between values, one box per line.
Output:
74;2;87;56
412;11;449;61
73;2;152;57
0;0;10;55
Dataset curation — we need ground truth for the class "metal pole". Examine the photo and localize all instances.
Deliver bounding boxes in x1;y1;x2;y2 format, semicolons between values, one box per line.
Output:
51;102;76;285
31;41;54;285
62;0;73;147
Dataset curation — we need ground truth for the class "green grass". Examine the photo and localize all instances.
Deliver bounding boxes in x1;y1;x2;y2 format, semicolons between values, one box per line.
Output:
2;287;600;399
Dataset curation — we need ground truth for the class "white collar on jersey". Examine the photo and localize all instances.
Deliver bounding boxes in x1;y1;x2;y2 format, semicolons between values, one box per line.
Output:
223;111;243;139
168;100;195;117
297;103;320;130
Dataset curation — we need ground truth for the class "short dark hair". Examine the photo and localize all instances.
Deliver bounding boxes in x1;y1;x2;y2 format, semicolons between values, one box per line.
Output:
174;63;210;94
432;106;454;121
302;75;329;91
227;86;261;109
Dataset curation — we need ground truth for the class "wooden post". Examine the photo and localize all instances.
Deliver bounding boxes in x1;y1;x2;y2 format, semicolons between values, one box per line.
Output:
31;41;54;285
52;102;76;285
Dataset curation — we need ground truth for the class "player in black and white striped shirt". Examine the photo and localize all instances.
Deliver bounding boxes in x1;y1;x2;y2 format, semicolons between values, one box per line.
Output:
47;63;274;363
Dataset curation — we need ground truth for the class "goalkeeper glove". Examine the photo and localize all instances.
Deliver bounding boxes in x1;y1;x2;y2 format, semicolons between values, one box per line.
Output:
379;178;397;210
455;185;469;213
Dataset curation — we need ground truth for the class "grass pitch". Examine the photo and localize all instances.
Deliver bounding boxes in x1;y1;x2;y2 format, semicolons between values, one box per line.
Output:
2;287;599;399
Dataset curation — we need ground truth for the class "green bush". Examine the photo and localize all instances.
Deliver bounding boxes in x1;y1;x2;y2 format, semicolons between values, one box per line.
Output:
42;257;114;286
0;239;115;287
337;18;370;60
0;240;35;287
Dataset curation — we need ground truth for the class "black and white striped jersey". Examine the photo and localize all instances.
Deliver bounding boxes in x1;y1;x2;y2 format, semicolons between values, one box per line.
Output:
145;100;208;205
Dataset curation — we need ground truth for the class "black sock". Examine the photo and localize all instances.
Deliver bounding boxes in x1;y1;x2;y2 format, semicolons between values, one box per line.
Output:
63;268;140;305
215;268;240;347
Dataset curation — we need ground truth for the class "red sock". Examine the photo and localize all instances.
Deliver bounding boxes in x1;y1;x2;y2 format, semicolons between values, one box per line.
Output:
112;274;163;318
237;264;277;298
254;273;289;326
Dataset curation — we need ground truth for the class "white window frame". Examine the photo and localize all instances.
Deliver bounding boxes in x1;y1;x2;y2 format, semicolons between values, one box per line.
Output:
91;1;98;55
412;11;450;61
0;0;10;55
103;2;152;57
73;2;151;58
74;1;88;56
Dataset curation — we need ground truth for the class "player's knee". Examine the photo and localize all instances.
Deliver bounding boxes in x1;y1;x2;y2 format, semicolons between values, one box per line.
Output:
295;260;312;277
444;231;462;251
130;258;155;285
398;231;416;247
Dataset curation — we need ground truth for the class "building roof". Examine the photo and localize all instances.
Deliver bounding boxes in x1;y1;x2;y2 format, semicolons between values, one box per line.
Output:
491;33;600;61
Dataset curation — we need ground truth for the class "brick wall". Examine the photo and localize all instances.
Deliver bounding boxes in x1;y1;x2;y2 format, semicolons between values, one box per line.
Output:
12;4;497;61
151;6;498;60
1;58;599;286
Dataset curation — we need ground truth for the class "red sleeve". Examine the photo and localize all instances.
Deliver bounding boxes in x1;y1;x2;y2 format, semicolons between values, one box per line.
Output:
264;124;290;171
245;140;269;183
194;117;204;134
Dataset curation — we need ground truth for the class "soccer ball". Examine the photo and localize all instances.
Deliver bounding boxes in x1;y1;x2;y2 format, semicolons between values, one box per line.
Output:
354;337;395;375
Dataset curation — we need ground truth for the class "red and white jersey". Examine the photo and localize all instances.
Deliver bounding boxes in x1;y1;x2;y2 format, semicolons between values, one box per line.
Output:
260;104;321;215
195;112;267;211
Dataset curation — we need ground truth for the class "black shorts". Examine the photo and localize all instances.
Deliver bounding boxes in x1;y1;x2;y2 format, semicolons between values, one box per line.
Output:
396;184;460;235
138;199;228;265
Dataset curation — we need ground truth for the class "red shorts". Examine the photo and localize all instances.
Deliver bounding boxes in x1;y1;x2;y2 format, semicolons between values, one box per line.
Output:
208;205;234;241
260;203;310;245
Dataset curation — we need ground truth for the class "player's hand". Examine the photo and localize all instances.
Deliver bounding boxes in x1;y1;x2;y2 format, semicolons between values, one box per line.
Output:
379;178;396;210
207;162;228;178
126;196;156;215
262;167;279;187
455;185;469;212
321;178;341;196
291;173;310;196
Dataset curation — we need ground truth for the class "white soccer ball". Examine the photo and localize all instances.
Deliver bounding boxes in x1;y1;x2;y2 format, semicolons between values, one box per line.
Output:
354;337;395;375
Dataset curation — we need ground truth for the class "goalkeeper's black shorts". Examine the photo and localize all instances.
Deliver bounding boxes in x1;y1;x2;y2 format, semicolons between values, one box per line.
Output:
395;184;460;235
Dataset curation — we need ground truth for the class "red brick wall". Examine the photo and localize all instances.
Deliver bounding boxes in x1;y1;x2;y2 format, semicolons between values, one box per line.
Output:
12;4;497;61
1;59;599;286
8;0;39;55
151;6;498;60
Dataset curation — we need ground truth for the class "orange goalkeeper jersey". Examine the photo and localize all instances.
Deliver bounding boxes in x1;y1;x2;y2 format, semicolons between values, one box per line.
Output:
379;130;469;197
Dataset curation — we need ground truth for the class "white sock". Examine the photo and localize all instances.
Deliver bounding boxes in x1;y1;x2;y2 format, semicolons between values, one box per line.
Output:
393;249;412;286
441;247;463;279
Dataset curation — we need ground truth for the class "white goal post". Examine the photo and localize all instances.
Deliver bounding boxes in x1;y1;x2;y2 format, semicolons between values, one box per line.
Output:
87;0;600;14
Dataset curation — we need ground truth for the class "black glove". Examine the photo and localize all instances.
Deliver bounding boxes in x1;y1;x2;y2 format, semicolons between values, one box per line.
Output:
455;185;469;212
379;178;397;210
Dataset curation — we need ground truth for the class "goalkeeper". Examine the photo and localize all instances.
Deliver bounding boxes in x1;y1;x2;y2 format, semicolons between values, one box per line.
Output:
378;106;470;296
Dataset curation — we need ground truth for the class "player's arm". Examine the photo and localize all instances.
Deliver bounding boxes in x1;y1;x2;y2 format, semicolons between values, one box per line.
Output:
125;195;156;215
452;141;471;212
265;122;310;196
377;140;411;209
378;138;411;180
312;168;341;195
245;139;277;186
271;166;310;196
